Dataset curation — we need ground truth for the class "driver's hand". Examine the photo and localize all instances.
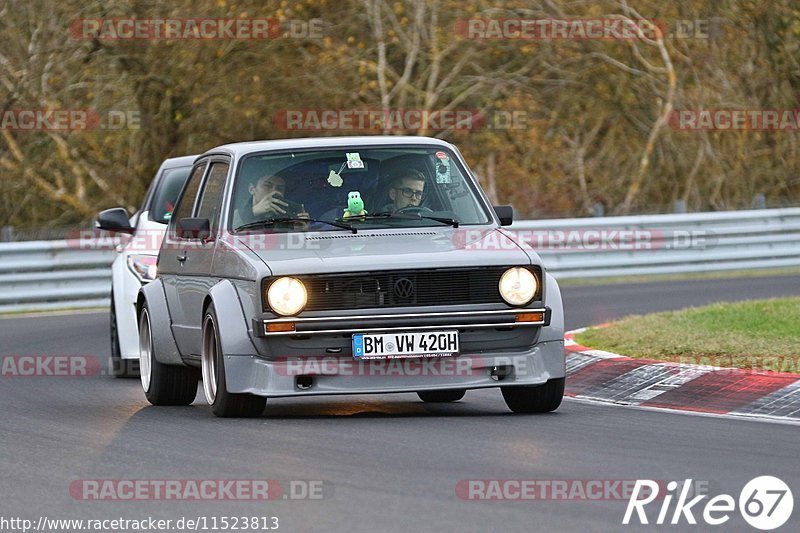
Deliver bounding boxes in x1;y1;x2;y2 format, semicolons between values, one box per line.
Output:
253;191;288;216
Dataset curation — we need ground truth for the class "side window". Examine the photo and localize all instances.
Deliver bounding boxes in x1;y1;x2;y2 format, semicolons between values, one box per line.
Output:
170;162;207;238
150;167;192;223
196;162;229;230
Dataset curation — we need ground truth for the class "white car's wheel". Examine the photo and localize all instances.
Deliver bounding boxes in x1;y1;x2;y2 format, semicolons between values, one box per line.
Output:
138;303;199;406
202;303;266;417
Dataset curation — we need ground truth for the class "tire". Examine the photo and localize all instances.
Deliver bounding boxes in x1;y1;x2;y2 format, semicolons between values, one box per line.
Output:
110;292;138;378
139;303;199;406
202;303;266;418
417;389;466;403
501;378;565;414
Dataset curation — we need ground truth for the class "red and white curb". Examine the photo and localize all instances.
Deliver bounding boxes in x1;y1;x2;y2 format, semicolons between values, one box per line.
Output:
564;328;800;423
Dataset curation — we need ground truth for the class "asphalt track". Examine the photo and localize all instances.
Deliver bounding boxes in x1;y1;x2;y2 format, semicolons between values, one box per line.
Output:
1;275;799;532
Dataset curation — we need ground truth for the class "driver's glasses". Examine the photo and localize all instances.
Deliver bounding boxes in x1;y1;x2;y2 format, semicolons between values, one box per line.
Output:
396;187;424;200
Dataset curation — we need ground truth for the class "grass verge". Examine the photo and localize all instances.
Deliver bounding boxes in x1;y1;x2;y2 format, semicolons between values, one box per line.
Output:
574;297;800;373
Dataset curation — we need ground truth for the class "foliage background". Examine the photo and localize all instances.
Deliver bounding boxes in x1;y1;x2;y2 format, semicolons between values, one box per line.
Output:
1;0;798;229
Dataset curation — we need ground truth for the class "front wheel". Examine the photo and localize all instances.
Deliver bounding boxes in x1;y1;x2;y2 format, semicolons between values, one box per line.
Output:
139;303;199;406
417;389;466;403
501;378;565;414
202;303;266;418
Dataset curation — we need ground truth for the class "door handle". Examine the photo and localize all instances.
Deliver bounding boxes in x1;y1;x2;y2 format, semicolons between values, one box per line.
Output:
177;252;187;263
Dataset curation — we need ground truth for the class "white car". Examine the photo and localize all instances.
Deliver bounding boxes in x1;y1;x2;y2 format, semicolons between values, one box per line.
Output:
96;155;196;377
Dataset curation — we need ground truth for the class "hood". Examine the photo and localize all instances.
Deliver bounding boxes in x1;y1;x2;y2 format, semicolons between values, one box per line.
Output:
238;227;535;276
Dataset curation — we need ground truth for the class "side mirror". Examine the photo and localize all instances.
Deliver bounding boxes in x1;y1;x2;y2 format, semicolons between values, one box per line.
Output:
96;207;134;234
493;205;514;226
177;217;212;241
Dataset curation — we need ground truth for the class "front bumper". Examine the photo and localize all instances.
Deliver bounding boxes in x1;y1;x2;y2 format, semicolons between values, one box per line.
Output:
222;339;565;398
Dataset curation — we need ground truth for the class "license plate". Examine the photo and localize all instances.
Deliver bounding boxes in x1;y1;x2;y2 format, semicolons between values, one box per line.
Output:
352;331;459;360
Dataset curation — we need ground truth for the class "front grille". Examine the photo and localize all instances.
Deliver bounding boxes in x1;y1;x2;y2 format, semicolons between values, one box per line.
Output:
263;267;541;312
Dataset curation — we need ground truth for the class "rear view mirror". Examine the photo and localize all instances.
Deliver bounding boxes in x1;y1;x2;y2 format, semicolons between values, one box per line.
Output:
493;205;514;226
96;207;134;234
177;217;212;241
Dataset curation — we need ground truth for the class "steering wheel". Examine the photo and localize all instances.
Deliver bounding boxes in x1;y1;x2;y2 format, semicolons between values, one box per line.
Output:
396;206;434;215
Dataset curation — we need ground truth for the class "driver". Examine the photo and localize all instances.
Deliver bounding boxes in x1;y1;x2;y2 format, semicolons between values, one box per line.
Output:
387;169;426;211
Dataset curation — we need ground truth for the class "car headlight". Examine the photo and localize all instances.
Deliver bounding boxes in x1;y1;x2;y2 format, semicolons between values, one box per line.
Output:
267;277;308;316
127;254;158;282
499;267;538;306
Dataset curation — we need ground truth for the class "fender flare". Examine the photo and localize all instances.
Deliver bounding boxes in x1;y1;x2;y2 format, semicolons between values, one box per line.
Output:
539;273;565;343
137;279;183;365
207;279;258;356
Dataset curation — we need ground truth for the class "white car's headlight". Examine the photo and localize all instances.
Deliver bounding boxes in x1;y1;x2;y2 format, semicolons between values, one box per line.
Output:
499;267;538;306
267;277;308;316
127;254;158;282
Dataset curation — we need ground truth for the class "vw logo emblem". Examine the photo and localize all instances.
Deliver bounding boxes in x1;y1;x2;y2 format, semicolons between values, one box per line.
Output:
393;277;415;299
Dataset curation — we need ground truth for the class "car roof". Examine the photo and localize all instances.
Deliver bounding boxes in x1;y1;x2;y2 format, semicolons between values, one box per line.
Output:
201;136;455;158
161;155;198;168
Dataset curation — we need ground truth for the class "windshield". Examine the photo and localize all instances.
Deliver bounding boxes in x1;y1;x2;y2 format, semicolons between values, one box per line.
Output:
150;166;192;224
230;146;491;232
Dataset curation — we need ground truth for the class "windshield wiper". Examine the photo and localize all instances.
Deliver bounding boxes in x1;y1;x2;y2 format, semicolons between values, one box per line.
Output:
235;217;357;233
345;211;459;228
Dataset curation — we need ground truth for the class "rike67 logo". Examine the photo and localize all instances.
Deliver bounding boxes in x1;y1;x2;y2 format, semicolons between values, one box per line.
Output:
624;476;793;530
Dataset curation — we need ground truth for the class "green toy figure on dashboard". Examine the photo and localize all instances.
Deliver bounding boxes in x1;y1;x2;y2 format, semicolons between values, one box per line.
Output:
342;191;368;218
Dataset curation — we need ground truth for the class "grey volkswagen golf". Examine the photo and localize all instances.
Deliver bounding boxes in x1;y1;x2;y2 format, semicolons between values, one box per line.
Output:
137;136;566;417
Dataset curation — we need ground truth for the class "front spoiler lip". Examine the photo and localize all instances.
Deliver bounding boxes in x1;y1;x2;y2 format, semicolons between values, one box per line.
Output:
221;340;567;396
253;307;551;337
